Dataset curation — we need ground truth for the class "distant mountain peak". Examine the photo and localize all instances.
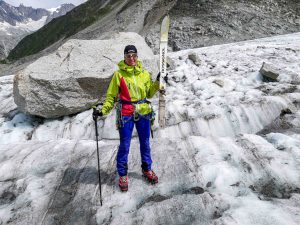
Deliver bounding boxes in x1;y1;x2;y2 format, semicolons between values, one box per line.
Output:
0;1;48;25
45;3;75;24
0;0;75;59
0;1;75;26
48;3;75;12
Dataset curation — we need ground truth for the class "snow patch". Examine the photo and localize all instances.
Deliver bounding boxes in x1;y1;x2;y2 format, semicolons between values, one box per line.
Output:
47;6;62;13
0;16;47;33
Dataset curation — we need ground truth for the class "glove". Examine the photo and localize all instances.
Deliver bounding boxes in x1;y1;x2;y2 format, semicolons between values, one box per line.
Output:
156;72;160;81
159;88;166;95
93;109;103;118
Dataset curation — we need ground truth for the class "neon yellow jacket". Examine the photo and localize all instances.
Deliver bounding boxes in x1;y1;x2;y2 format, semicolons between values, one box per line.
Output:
101;60;159;116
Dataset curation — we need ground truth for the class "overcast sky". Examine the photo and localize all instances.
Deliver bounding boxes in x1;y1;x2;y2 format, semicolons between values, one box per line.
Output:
4;0;87;9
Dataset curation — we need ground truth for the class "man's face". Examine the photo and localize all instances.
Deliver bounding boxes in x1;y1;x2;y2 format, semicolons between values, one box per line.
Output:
124;53;138;66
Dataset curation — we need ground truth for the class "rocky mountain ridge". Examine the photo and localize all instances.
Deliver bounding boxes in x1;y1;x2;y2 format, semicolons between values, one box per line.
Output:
7;0;300;60
0;1;48;25
0;1;75;26
0;0;75;60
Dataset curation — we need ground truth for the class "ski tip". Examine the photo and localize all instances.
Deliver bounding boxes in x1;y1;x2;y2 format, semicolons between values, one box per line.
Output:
161;15;170;41
162;15;170;26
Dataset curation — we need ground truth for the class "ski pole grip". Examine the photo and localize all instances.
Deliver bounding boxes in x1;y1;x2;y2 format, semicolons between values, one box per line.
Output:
92;103;103;121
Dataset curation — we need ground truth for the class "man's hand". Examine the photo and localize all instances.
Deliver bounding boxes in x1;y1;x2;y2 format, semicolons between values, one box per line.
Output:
156;72;169;85
159;88;166;95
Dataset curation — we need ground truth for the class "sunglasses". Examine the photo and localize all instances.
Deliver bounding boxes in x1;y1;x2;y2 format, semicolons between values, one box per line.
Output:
125;53;138;59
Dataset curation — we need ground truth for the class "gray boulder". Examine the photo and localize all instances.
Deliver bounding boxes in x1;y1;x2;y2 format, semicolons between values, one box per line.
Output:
13;32;158;118
260;62;279;82
188;53;201;66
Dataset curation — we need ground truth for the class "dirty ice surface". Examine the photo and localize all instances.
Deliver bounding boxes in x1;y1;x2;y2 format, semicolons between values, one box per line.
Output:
0;33;300;225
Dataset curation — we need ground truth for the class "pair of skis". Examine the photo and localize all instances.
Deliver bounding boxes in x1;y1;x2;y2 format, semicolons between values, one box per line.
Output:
158;15;170;128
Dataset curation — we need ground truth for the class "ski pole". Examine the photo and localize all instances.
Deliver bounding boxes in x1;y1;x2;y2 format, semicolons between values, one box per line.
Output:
92;103;103;206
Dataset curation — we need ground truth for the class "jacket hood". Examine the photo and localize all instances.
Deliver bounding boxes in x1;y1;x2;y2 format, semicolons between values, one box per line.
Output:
118;60;143;75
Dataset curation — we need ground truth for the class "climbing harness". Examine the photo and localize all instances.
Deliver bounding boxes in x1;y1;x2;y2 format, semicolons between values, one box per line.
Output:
115;98;156;137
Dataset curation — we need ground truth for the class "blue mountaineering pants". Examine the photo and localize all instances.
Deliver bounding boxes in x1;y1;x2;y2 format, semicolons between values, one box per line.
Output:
117;114;152;176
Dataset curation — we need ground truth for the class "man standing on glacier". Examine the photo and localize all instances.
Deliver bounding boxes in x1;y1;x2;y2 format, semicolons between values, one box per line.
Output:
93;45;160;192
